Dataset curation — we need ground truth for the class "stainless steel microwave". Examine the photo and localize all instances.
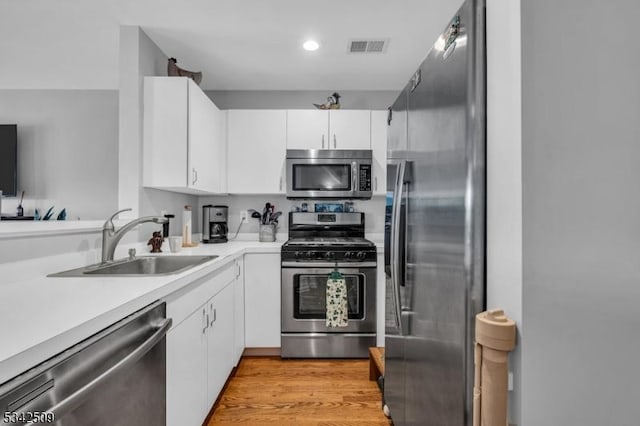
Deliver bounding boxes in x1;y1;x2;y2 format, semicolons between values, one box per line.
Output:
286;149;373;199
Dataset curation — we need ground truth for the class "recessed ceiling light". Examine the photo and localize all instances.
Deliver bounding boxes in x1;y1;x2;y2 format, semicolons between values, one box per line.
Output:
303;40;320;51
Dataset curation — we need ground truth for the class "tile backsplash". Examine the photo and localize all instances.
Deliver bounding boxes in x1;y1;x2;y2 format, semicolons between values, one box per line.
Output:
198;195;385;237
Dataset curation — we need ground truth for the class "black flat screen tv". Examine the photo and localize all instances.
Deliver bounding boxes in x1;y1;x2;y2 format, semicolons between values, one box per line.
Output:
0;125;17;197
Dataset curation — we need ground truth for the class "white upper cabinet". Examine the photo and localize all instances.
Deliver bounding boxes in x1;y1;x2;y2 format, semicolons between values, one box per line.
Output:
227;110;287;194
189;86;226;193
286;110;329;149
371;110;388;195
328;110;371;150
233;258;245;366
143;77;226;194
286;110;371;150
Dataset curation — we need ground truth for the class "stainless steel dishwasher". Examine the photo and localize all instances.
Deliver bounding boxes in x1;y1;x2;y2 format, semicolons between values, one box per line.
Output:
0;301;171;426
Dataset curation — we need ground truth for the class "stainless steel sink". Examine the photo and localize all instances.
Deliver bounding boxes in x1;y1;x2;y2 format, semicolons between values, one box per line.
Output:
49;255;218;277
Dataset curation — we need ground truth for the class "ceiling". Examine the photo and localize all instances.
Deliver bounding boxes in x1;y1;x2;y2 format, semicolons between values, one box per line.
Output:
0;0;462;91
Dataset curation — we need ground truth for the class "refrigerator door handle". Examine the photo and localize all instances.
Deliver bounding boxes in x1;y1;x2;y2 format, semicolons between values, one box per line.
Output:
400;168;410;291
390;160;406;333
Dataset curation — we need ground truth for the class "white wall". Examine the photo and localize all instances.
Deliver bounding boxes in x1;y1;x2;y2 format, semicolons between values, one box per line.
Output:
206;90;397;110
486;0;522;424
520;0;640;424
119;26;199;239
198;195;385;239
0;90;118;219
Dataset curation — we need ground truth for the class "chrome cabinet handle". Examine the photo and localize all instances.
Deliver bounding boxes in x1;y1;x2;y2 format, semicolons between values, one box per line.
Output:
213;308;217;323
322;134;325;149
39;318;172;423
333;134;337;148
192;168;198;185
202;308;207;334
210;303;215;326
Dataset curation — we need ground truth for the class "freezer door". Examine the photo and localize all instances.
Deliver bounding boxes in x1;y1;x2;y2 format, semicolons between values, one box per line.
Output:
403;0;486;425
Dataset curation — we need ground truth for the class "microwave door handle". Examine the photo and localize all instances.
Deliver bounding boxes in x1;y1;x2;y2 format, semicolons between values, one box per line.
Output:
352;162;358;195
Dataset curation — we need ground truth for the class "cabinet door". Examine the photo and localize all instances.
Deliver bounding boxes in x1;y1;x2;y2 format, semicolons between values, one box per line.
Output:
227;110;287;194
329;110;371;149
207;283;235;404
244;253;281;347
371;110;388;195
188;80;225;193
287;110;329;149
233;258;245;366
143;77;188;188
167;306;209;426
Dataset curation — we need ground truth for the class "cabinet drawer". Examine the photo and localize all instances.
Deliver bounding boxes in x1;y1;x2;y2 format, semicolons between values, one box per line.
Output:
165;260;238;328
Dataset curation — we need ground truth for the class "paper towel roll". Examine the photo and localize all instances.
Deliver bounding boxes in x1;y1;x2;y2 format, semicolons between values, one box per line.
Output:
182;206;192;245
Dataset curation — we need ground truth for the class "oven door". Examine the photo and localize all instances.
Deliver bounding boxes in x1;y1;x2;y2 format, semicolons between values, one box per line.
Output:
281;266;376;333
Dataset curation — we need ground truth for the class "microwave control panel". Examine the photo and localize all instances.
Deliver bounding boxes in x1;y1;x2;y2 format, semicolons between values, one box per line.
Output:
359;165;372;191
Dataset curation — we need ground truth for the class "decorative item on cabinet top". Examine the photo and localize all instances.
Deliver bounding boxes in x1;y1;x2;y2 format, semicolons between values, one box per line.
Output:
167;57;203;85
313;92;341;110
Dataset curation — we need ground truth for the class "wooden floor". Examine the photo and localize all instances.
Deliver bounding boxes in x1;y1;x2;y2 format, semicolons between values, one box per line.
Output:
207;357;391;426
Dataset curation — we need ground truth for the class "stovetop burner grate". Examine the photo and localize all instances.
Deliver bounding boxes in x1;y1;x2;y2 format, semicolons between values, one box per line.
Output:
284;237;374;247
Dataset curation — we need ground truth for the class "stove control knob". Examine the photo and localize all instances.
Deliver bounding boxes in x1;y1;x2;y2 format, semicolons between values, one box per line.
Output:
344;251;352;259
356;251;366;260
306;251;315;258
294;251;302;259
324;251;334;260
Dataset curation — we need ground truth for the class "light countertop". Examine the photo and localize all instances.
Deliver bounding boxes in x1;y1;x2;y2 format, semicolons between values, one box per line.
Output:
0;233;384;385
0;240;282;384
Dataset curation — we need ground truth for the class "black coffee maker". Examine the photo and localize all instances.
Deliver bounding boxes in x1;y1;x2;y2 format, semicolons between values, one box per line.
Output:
202;205;228;243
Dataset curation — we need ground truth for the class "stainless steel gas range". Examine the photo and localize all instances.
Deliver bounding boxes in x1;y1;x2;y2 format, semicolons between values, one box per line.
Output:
281;212;377;358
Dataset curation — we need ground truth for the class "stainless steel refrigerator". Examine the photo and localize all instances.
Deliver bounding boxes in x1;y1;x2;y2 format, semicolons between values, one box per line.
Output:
384;0;485;425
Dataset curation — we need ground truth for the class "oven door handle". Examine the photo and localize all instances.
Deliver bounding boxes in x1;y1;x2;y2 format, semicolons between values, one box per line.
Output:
281;261;377;268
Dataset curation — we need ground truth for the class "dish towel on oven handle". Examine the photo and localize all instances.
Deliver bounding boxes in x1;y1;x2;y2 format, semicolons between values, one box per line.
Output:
326;269;348;327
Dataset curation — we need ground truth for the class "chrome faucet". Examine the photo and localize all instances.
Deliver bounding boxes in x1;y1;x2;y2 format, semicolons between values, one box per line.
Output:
101;208;169;263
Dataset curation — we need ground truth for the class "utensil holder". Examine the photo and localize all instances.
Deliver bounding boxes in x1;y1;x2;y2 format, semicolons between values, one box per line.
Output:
259;224;277;242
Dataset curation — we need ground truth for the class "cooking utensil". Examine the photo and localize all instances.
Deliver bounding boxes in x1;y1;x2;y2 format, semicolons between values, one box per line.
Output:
270;211;282;223
263;202;272;225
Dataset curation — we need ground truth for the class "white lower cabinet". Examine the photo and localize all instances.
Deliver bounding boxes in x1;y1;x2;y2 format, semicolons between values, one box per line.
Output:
244;253;281;348
165;259;241;426
165;253;278;426
233;257;245;365
207;283;235;403
166;305;209;426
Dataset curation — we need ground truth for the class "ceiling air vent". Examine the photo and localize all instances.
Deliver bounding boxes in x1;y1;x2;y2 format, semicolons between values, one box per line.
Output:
349;39;388;53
